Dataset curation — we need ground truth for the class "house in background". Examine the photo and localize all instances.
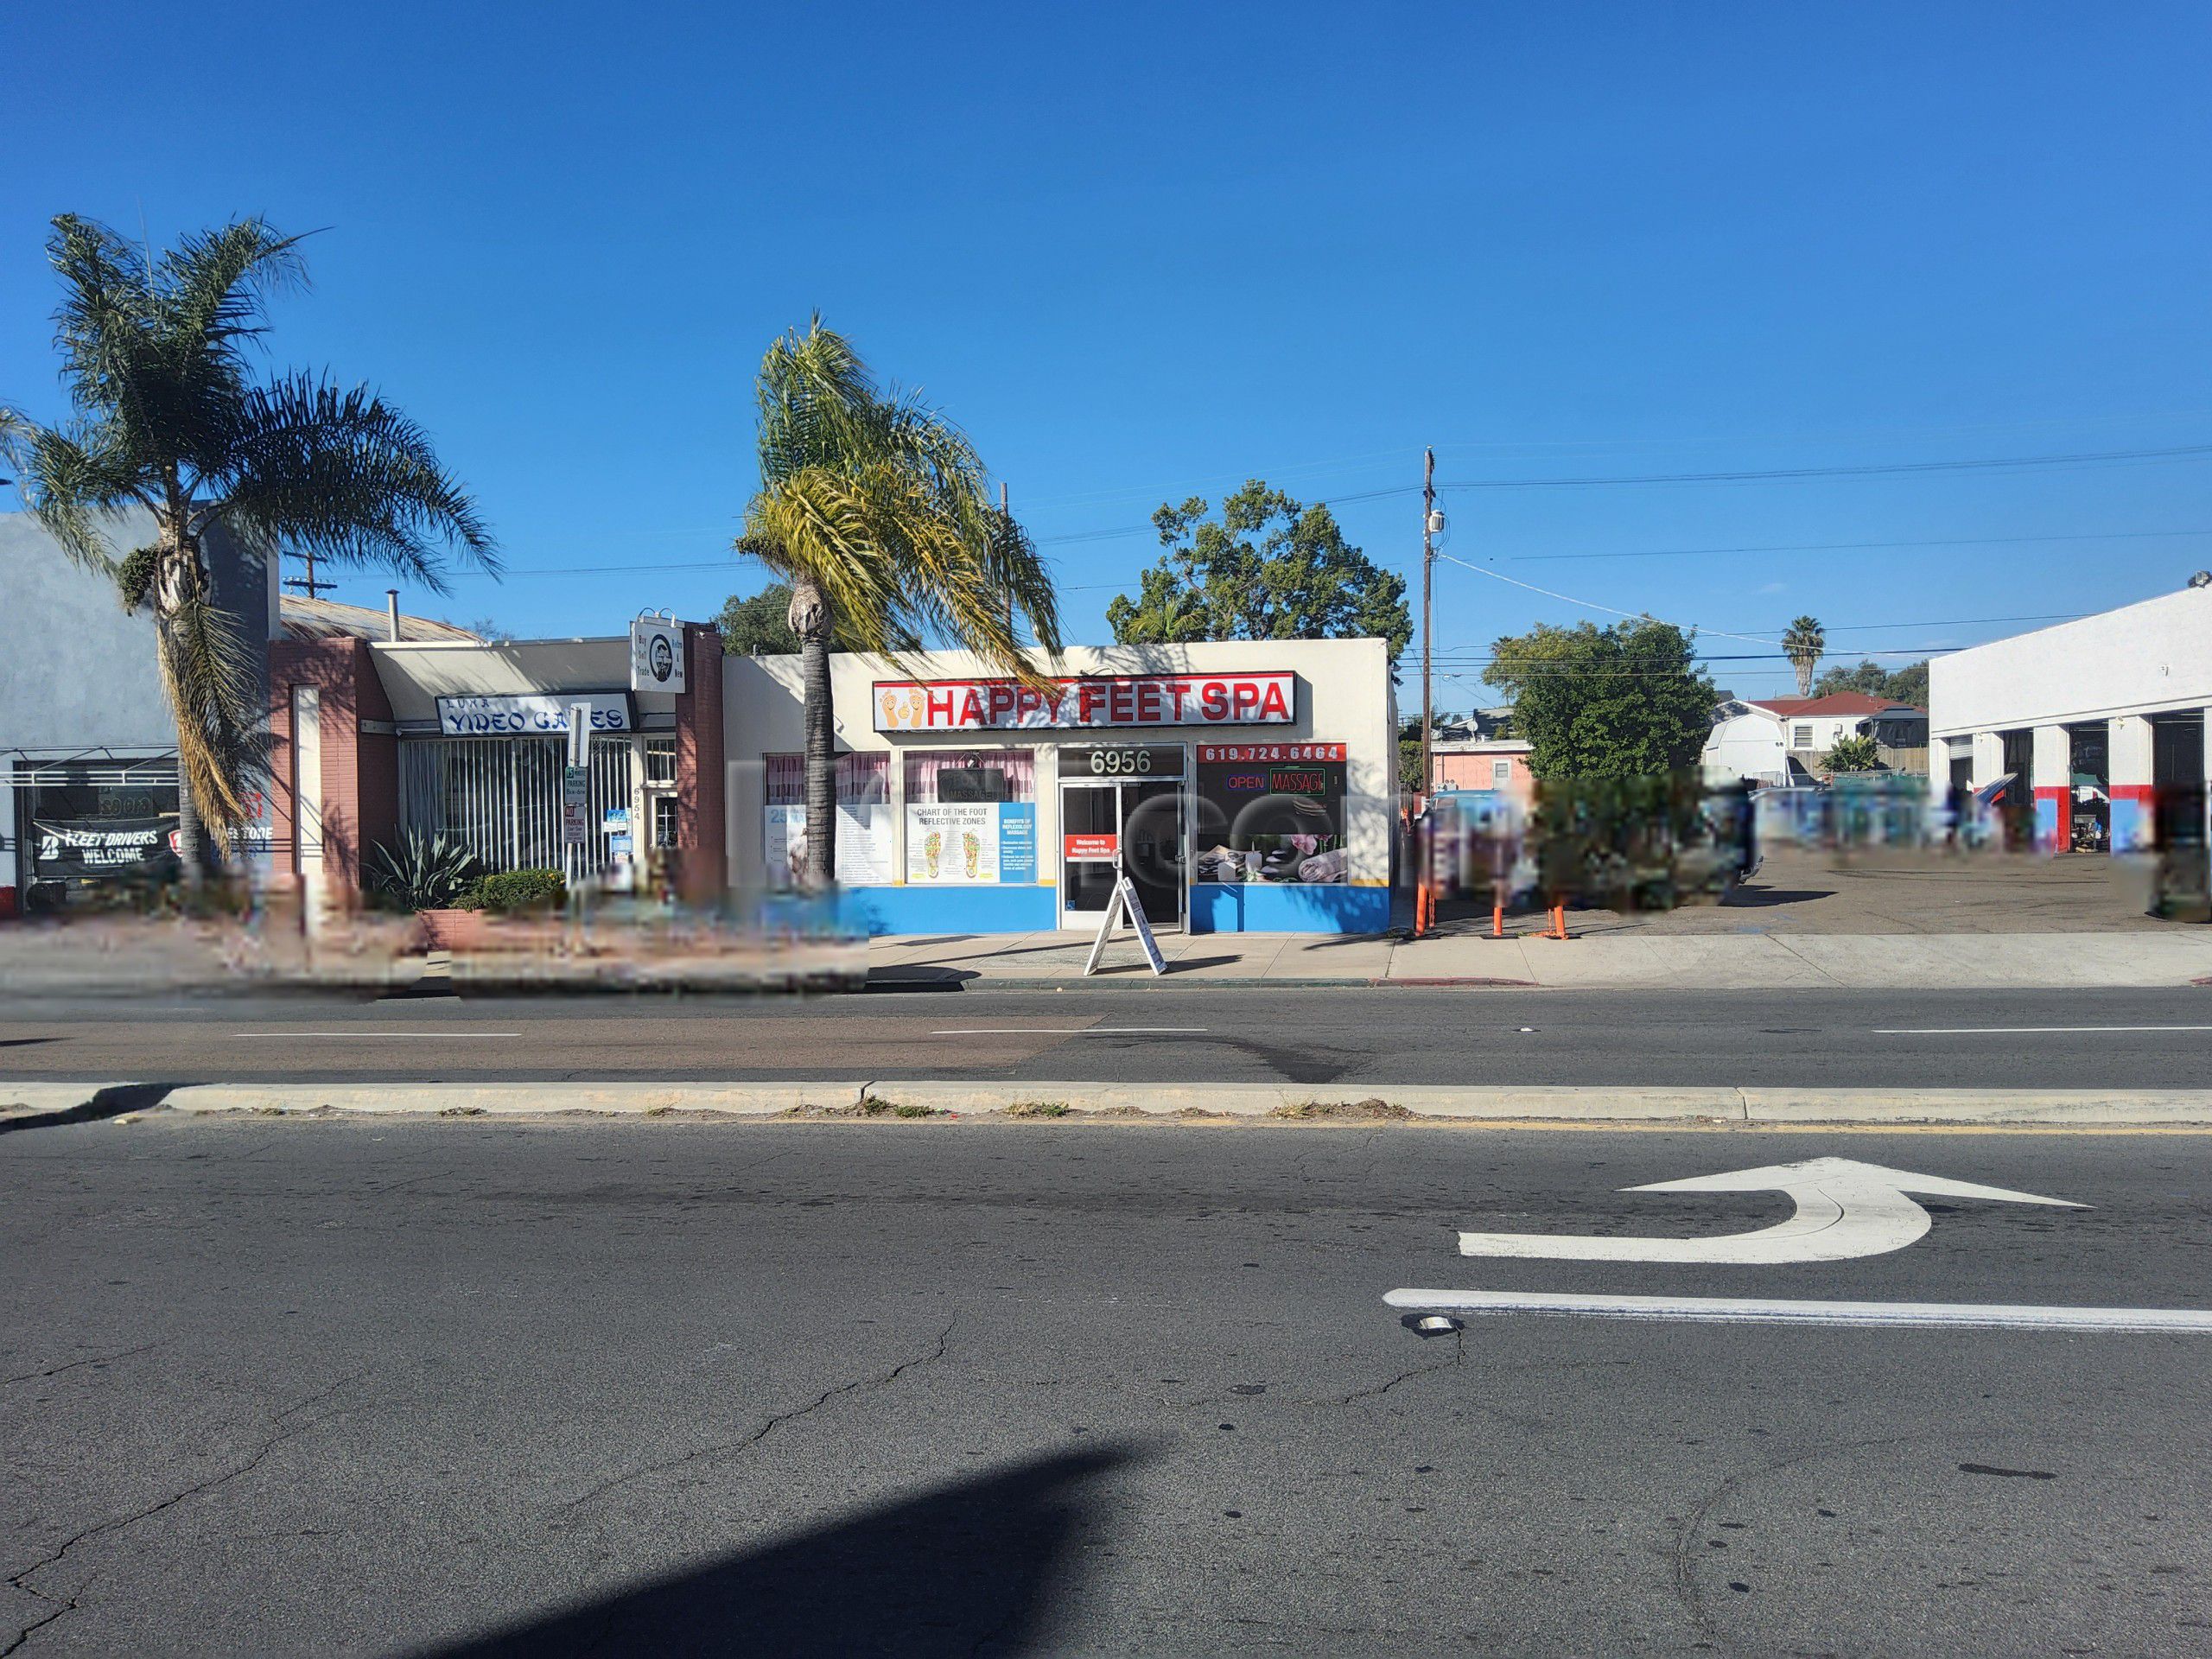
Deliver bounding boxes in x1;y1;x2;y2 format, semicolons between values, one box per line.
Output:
1701;693;1928;787
1429;708;1535;822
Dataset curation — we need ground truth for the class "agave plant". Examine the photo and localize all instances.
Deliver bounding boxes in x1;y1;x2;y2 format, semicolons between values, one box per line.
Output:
365;832;482;912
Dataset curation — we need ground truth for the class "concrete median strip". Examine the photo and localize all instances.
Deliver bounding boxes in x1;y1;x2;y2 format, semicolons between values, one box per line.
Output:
132;1081;2212;1127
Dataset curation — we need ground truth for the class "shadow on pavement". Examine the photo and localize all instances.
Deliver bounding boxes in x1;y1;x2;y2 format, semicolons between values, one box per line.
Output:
0;1082;178;1135
421;1445;1138;1658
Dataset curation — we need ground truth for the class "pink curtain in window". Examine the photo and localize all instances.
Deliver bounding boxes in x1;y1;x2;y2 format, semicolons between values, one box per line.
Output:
903;748;1036;804
765;753;888;805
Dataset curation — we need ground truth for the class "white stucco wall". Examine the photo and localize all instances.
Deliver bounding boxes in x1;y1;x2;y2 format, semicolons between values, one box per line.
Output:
1929;583;2212;738
720;638;1398;897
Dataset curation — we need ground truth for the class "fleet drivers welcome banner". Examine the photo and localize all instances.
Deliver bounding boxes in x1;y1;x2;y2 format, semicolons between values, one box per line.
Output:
874;671;1294;733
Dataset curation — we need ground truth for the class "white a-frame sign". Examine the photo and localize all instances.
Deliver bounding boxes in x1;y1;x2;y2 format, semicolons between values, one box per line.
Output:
1083;863;1167;977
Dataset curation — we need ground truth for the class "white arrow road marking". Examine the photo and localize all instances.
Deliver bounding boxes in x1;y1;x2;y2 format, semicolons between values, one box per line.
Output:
1383;1287;2212;1334
1454;1157;2084;1266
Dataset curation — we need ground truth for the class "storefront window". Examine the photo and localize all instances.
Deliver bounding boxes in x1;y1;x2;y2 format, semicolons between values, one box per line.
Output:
1192;742;1349;885
903;749;1038;885
18;763;180;888
763;753;892;887
645;738;677;785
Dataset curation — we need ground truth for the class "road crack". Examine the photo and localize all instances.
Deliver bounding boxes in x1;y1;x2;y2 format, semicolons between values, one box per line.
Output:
1669;1432;1927;1634
1311;1328;1465;1405
3;1370;365;1656
0;1342;166;1390
556;1314;962;1515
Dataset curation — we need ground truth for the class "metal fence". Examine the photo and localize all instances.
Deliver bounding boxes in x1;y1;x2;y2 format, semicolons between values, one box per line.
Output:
398;737;632;875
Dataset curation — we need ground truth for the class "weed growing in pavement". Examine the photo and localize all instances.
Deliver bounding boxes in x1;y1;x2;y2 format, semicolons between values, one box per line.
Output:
1004;1101;1071;1118
1270;1097;1412;1122
891;1103;938;1118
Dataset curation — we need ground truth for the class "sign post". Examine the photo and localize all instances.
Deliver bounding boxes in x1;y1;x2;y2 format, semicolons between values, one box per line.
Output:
563;702;592;899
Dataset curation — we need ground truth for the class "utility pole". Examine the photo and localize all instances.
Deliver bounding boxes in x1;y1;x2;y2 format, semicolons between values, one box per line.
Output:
1421;446;1436;805
283;547;335;599
1417;446;1436;936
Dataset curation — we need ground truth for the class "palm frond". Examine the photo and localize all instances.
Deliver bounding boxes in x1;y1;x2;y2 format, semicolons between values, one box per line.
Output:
3;417;147;572
157;589;270;835
207;373;498;592
46;213;259;479
741;321;1059;683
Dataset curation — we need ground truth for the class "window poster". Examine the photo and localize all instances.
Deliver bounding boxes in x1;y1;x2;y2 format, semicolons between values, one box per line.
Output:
1192;743;1350;885
903;800;1039;885
764;804;893;887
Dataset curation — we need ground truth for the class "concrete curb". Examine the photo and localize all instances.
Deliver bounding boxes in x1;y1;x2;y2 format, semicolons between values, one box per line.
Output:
139;1081;2212;1127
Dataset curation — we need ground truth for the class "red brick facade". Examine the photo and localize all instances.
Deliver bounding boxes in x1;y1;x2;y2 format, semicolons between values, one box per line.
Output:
267;637;397;903
673;622;728;904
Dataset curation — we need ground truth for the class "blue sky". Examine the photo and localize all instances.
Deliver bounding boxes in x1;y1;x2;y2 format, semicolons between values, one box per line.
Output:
6;2;2210;704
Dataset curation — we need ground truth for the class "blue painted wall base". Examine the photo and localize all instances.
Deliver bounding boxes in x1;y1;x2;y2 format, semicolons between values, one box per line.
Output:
1189;882;1390;934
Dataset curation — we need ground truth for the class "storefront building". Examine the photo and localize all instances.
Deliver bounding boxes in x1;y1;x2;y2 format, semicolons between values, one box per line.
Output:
723;638;1398;934
264;624;726;906
2;510;272;912
1929;577;2212;853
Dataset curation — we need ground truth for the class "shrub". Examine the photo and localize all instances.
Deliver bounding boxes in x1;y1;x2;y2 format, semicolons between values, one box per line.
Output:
468;868;568;914
365;833;481;912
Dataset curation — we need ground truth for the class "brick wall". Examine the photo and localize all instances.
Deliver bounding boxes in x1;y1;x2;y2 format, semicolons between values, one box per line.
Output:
673;622;728;904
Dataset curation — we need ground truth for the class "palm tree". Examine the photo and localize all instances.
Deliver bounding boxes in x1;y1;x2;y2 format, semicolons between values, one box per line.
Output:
739;319;1060;889
1782;614;1826;697
0;214;494;886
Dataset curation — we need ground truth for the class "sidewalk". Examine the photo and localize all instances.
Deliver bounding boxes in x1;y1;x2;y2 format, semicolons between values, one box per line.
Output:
868;925;2212;990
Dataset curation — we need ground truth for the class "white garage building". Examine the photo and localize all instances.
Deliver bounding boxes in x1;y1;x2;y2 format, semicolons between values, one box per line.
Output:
1928;577;2212;852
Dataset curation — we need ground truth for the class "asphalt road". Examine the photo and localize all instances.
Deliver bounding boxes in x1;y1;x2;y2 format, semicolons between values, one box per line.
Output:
4;1116;2210;1655
5;983;2212;1089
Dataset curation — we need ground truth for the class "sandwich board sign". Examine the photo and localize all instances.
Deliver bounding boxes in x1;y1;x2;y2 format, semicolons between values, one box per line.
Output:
1083;864;1166;977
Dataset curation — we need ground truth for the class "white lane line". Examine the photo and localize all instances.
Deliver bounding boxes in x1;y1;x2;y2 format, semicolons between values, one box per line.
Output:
929;1027;1210;1036
1383;1287;2212;1333
1875;1025;2212;1035
230;1032;524;1039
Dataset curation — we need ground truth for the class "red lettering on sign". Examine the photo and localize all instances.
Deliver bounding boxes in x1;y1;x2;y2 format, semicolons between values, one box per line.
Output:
1014;687;1042;720
1258;681;1291;721
927;689;957;725
1231;681;1260;716
1077;682;1104;722
987;683;1017;722
1108;680;1135;724
1200;682;1229;720
958;689;984;726
1135;681;1162;723
1063;833;1119;860
1164;681;1190;720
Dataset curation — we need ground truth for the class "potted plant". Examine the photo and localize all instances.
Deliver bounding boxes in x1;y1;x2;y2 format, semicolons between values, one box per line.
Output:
365;833;485;951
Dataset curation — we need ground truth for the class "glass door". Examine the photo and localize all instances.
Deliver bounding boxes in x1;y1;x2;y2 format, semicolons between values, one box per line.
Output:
1058;779;1185;929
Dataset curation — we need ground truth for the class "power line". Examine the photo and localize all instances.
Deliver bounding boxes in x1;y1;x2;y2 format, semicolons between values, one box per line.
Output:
1436;441;2212;491
1510;527;2212;562
1433;551;1783;646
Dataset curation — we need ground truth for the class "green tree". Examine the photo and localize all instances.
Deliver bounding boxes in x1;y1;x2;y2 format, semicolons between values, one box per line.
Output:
737;318;1058;889
1106;481;1411;662
1782;614;1826;697
719;582;802;654
1820;733;1883;772
0;215;493;883
1812;657;1927;707
717;581;868;655
1481;619;1716;779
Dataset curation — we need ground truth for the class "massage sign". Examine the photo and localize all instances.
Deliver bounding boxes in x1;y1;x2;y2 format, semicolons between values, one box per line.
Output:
873;671;1296;732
